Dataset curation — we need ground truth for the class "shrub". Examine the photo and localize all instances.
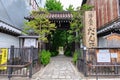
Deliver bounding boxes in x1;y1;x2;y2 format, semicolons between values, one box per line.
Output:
64;45;72;56
72;51;78;64
64;50;71;56
40;50;51;66
51;51;58;57
77;50;82;59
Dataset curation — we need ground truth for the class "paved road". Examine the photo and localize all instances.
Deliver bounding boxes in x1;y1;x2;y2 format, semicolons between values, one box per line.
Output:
1;55;81;80
32;55;81;80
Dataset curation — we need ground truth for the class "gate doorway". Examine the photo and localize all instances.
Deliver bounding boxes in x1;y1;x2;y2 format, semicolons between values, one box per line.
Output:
46;11;74;57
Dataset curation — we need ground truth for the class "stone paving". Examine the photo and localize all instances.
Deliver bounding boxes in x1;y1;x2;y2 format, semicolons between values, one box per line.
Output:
1;55;81;80
31;55;81;80
78;72;120;80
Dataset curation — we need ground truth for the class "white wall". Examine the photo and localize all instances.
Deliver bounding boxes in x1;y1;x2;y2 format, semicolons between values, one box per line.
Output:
98;37;107;47
0;33;19;48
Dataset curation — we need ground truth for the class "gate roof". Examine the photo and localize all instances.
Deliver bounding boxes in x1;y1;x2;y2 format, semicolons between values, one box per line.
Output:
24;11;73;22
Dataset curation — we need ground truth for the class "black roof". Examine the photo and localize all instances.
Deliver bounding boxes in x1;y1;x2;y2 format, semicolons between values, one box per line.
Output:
97;17;120;37
0;20;22;36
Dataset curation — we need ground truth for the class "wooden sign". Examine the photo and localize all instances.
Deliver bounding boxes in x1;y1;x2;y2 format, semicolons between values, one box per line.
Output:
84;11;97;48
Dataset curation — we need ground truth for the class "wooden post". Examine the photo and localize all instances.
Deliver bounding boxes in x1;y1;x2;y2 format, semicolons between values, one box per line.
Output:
29;46;34;78
8;45;14;79
114;58;118;74
96;66;98;80
83;47;87;77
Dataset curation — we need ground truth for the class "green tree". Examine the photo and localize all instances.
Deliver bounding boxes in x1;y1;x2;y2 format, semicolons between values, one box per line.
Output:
68;4;93;50
66;4;74;11
45;0;64;56
23;8;56;49
45;0;63;11
50;29;67;56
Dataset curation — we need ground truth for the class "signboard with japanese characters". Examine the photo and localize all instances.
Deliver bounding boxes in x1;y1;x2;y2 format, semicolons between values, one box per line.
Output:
97;52;111;62
97;50;111;62
84;11;97;48
0;48;8;70
111;53;117;58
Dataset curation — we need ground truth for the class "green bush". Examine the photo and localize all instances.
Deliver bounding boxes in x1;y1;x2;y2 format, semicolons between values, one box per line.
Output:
64;50;71;56
77;50;82;59
40;50;51;66
51;51;58;57
72;51;78;64
64;45;72;56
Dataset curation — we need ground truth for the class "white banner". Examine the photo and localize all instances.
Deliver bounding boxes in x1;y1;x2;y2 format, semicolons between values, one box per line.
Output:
111;53;117;58
24;39;36;47
97;52;111;62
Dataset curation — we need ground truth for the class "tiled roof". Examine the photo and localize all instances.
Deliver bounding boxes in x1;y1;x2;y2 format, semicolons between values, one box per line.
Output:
24;11;73;20
48;11;73;20
97;17;120;36
0;20;22;35
97;22;120;34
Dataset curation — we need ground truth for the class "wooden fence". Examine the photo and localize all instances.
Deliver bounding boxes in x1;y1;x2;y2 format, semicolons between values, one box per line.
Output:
77;47;120;79
0;46;41;79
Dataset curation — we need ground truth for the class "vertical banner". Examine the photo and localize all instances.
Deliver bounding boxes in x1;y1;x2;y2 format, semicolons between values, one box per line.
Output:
0;48;8;70
84;11;97;48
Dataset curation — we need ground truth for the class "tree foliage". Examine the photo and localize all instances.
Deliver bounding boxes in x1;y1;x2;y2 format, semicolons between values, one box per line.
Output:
49;29;67;56
23;8;56;42
68;4;93;44
66;4;74;11
45;0;63;11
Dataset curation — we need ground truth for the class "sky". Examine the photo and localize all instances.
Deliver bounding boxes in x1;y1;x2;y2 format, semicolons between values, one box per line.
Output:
58;0;83;10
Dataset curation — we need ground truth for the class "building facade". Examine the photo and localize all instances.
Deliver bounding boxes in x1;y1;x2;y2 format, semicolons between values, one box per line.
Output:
0;0;45;48
86;0;119;29
86;0;120;47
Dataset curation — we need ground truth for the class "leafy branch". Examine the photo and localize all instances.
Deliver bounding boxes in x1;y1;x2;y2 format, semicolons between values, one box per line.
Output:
23;8;56;43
